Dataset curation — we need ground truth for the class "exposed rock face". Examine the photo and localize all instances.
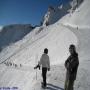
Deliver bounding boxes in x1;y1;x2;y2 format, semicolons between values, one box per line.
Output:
42;0;84;26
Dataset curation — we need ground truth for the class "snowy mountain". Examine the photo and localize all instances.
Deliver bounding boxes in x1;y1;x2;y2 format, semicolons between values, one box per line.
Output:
0;24;33;51
61;0;90;27
42;0;83;26
0;0;90;90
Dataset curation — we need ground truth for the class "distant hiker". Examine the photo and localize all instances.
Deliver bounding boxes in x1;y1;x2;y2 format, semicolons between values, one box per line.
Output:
64;44;79;90
20;64;22;67
76;26;78;30
15;64;18;68
9;62;12;66
46;21;49;26
34;48;50;88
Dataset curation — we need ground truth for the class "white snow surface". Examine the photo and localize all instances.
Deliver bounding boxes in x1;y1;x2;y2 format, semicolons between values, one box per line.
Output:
61;0;90;27
0;0;90;90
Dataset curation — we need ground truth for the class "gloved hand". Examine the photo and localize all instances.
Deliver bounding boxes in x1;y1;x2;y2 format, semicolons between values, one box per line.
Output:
48;68;50;71
34;64;40;70
34;66;37;69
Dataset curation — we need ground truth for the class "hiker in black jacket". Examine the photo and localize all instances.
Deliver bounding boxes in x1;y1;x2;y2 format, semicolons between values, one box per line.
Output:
64;44;79;90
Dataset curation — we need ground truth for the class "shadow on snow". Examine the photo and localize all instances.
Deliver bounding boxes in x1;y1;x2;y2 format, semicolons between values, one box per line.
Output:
46;83;64;90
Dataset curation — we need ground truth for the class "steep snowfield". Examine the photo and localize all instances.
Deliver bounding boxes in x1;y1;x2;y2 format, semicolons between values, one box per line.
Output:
61;0;90;27
0;24;77;90
59;0;90;59
0;24;33;63
0;0;90;90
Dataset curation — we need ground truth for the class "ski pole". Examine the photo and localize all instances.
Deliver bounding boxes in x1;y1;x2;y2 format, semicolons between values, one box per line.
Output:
35;54;38;80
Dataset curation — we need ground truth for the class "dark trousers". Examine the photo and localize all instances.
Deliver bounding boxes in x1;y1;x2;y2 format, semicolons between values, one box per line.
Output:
64;72;75;90
42;67;47;87
64;79;74;90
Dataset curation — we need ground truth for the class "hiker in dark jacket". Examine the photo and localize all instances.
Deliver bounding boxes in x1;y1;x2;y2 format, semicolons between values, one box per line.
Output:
64;44;79;90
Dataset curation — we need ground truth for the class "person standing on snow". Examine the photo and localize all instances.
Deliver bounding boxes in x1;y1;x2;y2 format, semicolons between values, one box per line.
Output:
34;48;50;88
64;44;79;90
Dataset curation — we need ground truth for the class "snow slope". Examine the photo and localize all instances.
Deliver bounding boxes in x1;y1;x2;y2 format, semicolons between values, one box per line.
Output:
0;0;90;90
0;24;77;90
0;24;33;63
61;0;90;27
